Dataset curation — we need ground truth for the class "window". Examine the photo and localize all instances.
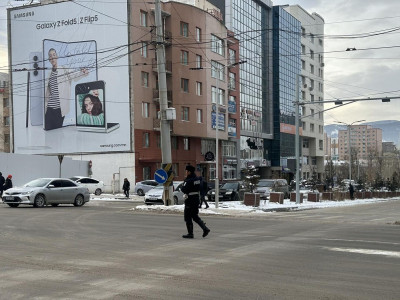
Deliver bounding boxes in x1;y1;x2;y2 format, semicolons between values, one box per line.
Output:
311;94;314;102
143;132;150;148
196;27;201;42
310;123;315;132
222;141;237;157
310;64;314;74
228;49;236;65
301;44;305;55
310;33;314;43
196;55;202;68
181;78;189;93
211;34;224;56
211;86;225;105
141;42;148;57
196;81;202;96
211;60;224;80
303;139;309;148
319;125;324;134
3;98;9;107
140;11;147;27
3;116;10;126
182;107;189;121
180;22;189;37
301;60;305;70
183;137;190;150
310;109;314;118
172;163;179;177
141;71;149;87
310;50;314;59
228;72;236;90
181;50;189;65
171;136;178;149
4;134;10;144
302;122;306;130
301;27;306;37
197;109;203;123
142;102;149;118
143;167;151;180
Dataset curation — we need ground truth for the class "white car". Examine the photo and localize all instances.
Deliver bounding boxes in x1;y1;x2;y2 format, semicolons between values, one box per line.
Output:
144;181;183;205
69;176;105;195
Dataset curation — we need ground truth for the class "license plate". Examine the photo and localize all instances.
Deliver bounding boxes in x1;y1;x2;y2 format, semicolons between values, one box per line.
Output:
5;196;14;201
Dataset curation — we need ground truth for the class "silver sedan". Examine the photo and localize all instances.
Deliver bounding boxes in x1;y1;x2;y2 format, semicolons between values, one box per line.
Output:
2;178;90;208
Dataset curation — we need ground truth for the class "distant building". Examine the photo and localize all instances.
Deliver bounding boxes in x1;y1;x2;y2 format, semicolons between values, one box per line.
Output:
338;125;382;160
382;142;397;154
0;72;10;153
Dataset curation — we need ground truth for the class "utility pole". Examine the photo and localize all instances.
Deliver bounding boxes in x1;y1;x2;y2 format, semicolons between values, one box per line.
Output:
295;74;301;204
154;0;173;205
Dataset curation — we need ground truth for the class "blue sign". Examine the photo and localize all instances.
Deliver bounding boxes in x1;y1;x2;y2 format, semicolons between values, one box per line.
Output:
154;169;168;184
211;112;225;130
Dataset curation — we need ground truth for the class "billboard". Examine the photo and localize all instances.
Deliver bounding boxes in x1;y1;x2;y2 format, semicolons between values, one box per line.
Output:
9;1;130;154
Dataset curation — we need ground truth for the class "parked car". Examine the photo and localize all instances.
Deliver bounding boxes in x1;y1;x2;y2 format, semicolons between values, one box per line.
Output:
207;181;244;202
255;179;289;199
134;180;158;196
144;181;183;205
172;182;185;205
69;176;104;195
2;178;90;208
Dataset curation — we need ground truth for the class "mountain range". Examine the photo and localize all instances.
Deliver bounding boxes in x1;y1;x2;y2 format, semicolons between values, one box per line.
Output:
324;120;400;146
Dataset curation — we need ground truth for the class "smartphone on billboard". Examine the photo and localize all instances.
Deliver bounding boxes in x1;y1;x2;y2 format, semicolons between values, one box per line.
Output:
75;80;119;133
28;51;44;126
42;39;97;130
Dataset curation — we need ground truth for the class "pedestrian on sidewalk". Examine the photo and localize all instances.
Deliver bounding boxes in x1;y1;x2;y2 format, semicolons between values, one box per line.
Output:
196;170;209;209
0;172;5;197
4;175;13;191
123;178;130;198
181;165;210;239
349;183;354;200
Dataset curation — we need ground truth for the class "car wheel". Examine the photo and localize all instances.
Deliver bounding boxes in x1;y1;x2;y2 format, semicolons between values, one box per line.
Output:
173;196;179;205
74;194;84;207
34;194;46;208
137;189;144;196
51;203;59;207
95;188;102;196
7;203;19;208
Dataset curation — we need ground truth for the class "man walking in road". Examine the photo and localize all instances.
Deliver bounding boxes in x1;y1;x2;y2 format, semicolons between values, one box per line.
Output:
0;172;5;197
181;165;210;239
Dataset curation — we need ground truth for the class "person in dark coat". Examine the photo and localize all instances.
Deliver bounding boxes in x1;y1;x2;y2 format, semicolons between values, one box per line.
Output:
0;172;5;197
197;170;209;209
123;178;130;198
4;175;13;191
181;165;210;239
349;183;355;200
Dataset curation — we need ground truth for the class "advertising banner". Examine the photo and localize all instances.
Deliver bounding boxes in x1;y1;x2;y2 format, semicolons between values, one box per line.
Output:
9;1;130;154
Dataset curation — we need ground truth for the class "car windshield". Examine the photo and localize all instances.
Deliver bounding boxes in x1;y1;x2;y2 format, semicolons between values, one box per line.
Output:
69;177;80;181
154;185;164;190
24;178;52;188
222;182;238;189
258;180;274;187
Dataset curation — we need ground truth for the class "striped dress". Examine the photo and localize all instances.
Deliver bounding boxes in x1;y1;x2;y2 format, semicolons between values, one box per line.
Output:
80;113;104;126
47;70;61;109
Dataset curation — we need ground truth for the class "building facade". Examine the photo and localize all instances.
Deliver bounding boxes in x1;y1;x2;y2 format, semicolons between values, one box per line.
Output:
338;125;382;161
0;72;10;153
130;1;241;182
271;5;301;182
284;5;325;181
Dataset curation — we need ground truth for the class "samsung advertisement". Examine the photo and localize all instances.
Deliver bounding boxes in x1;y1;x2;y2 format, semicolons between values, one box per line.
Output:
9;1;130;154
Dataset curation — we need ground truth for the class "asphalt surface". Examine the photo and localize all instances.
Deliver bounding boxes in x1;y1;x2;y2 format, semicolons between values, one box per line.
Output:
0;198;399;299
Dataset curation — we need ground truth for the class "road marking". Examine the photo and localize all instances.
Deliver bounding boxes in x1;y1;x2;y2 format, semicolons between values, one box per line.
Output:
327;247;400;258
324;238;400;246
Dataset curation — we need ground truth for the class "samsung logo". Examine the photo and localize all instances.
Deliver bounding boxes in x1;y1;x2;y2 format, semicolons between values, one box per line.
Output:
14;11;35;19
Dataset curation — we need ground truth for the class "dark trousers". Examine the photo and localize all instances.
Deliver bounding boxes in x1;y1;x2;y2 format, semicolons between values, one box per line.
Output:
199;195;209;208
124;190;129;198
45;107;64;130
184;197;206;230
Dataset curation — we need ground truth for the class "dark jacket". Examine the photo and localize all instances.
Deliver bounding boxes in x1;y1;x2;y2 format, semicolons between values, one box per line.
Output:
123;180;130;191
4;178;12;191
0;175;5;191
198;176;207;197
181;173;201;204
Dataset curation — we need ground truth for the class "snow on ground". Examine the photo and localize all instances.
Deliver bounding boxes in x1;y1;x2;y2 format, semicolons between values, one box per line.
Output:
90;193;399;216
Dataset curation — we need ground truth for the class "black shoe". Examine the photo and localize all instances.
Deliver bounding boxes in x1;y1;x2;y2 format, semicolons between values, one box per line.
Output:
182;233;194;239
202;227;210;238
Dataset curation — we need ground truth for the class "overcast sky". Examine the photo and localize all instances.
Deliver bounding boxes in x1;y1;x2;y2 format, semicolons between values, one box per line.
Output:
1;0;400;125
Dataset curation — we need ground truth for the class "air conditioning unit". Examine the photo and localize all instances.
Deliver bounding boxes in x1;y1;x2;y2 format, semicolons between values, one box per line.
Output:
320;63;325;67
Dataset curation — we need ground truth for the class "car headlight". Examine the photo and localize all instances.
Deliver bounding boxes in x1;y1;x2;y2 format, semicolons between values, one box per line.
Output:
225;191;232;195
211;192;215;195
20;191;33;196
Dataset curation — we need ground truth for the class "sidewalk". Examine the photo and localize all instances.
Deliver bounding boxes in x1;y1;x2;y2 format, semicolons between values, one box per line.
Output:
90;193;400;216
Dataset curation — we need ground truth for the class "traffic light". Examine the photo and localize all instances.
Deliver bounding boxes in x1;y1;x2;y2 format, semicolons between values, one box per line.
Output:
246;138;258;150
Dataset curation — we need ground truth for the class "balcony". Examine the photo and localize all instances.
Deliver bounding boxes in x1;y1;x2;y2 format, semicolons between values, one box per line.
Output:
152;58;172;74
151;30;172;46
153;89;172;103
153;118;173;131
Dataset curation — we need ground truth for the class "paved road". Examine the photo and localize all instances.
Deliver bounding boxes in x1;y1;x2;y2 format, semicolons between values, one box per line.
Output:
0;199;399;299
